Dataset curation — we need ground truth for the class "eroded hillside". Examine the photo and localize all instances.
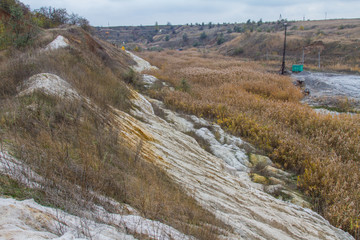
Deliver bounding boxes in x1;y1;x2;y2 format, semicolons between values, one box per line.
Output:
0;25;357;239
0;27;228;239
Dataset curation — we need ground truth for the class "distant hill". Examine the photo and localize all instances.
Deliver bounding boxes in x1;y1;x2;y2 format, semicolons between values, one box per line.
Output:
96;18;360;71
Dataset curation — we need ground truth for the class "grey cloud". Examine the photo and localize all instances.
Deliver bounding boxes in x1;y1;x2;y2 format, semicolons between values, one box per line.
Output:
21;0;360;26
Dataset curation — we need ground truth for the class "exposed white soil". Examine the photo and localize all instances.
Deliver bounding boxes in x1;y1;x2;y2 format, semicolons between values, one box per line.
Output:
0;150;191;240
142;74;159;88
44;35;70;51
0;50;193;239
293;71;360;100
18;73;81;100
0;151;42;189
0;197;135;240
126;51;158;72
0;196;192;240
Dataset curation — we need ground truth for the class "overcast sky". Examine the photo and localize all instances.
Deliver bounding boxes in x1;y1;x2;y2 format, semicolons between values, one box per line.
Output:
21;0;360;26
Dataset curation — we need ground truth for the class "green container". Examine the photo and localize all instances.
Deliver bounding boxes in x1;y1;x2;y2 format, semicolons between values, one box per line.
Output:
292;64;303;72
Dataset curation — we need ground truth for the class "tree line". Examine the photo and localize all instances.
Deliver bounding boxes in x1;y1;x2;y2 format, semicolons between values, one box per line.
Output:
0;0;91;49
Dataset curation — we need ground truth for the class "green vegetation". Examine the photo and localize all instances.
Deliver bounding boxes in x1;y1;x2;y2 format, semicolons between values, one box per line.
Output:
233;47;244;55
311;97;359;114
182;33;188;42
0;175;47;204
200;31;207;40
0;0;90;49
216;33;225;45
33;7;90;30
0;0;38;48
177;78;190;92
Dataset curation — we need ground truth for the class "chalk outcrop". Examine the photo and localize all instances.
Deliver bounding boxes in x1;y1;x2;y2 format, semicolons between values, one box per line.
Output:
126;50;158;72
44;35;70;51
18;73;80;99
0;197;191;240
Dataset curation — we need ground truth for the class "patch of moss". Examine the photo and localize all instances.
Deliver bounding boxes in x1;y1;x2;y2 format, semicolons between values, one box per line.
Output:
250;173;269;185
0;174;47;205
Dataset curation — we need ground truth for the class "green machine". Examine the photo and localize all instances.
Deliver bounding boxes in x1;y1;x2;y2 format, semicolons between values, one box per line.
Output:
292;64;303;72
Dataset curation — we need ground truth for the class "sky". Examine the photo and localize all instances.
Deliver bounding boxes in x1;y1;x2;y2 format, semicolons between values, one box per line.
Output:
21;0;360;27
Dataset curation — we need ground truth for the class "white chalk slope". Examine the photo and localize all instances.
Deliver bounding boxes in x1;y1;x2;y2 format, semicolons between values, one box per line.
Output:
0;150;192;240
111;51;354;240
126;50;158;72
0;197;135;240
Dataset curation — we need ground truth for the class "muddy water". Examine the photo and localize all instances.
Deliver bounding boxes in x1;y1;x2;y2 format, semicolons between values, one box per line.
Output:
292;71;360;109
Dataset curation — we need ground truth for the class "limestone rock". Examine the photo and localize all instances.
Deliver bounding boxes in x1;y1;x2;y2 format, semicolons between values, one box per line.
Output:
18;73;81;100
265;184;284;194
264;165;292;179
142;74;159;88
44;35;69;51
282;190;312;209
269;176;286;186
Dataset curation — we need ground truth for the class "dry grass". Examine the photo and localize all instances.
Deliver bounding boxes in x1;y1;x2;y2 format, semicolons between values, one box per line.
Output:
0;28;134;111
0;92;227;239
0;27;230;239
139;49;360;239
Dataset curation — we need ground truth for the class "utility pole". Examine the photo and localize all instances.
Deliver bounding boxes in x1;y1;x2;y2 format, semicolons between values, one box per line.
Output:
302;47;305;65
318;50;321;69
281;22;287;74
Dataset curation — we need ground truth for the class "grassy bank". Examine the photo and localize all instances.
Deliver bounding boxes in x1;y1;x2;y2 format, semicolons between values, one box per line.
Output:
0;28;229;239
